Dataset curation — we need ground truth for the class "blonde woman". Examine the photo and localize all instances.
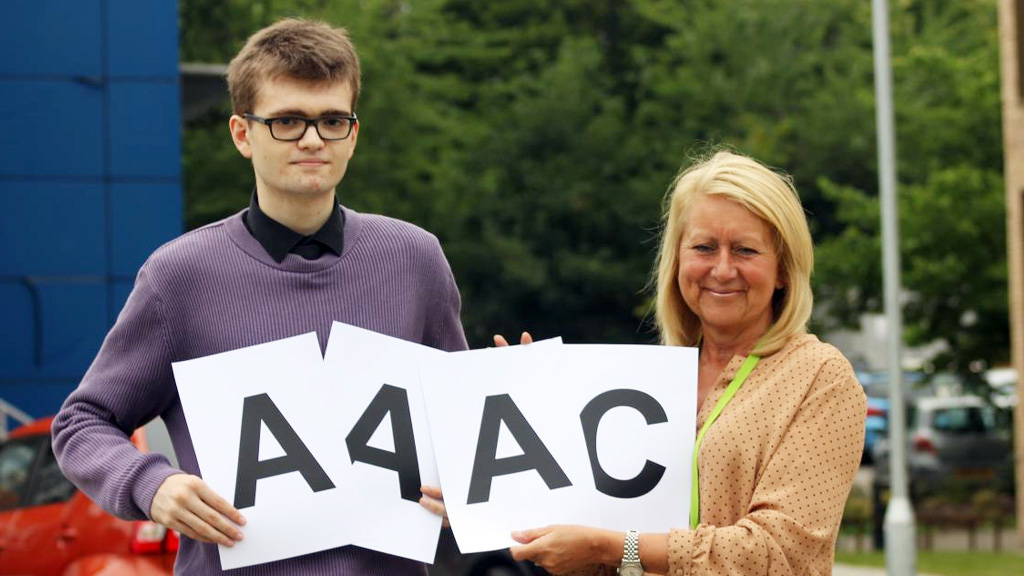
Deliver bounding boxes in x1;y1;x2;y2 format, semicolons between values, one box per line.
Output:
504;151;865;575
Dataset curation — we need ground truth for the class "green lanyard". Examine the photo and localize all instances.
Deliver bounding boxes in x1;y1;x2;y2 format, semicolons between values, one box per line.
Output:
690;353;760;529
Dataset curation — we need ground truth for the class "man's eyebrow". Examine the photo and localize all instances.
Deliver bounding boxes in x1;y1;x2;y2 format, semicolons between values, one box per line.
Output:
265;108;352;117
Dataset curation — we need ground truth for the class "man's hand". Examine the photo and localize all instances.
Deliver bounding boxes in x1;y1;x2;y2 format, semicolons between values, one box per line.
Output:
493;332;533;347
418;485;449;528
150;473;246;547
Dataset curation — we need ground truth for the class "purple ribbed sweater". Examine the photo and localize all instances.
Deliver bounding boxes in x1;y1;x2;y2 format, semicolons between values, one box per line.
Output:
52;208;468;575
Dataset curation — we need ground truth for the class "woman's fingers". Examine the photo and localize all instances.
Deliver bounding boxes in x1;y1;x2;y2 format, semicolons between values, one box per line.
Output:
493;334;510;347
510;525;614;575
510;526;545;544
509;526;551;561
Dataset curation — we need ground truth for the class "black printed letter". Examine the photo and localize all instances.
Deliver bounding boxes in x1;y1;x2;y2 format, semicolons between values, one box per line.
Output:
467;394;572;504
345;384;422;502
580;389;667;498
234;393;335;509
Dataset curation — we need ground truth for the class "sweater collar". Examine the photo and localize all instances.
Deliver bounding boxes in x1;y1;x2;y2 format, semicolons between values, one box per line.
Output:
243;190;346;263
224;206;363;274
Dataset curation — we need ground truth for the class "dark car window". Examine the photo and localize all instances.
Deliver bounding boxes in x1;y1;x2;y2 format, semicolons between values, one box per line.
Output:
931;407;994;433
27;441;77;506
0;436;44;511
862;382;888;399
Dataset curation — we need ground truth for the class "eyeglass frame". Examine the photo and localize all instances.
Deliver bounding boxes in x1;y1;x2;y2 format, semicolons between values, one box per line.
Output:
243;113;358;141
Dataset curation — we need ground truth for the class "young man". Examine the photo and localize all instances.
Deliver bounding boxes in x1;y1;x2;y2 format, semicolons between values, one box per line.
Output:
52;18;467;575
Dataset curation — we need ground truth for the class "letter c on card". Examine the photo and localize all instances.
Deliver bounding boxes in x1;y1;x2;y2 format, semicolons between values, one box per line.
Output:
579;389;668;498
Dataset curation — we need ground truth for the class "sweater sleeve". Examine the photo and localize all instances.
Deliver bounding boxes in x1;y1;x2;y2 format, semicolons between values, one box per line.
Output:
51;262;183;521
666;358;866;576
424;237;469;353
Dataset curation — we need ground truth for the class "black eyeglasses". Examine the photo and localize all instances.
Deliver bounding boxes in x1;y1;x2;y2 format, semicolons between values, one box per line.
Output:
243;113;358;141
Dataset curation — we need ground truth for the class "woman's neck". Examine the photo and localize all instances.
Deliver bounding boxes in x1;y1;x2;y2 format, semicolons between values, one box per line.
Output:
700;318;770;365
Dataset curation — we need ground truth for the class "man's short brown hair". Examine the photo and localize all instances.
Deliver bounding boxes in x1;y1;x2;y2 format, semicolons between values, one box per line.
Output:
227;18;361;114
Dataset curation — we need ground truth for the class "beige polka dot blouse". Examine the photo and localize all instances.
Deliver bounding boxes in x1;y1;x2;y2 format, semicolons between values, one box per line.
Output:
667;334;866;576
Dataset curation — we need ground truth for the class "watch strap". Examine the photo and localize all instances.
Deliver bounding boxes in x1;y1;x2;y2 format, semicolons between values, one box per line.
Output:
620;529;641;571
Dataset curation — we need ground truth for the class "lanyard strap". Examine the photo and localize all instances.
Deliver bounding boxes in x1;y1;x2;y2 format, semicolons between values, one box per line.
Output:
690;353;760;529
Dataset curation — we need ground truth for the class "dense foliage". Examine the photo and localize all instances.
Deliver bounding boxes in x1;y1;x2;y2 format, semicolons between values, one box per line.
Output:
180;0;1007;378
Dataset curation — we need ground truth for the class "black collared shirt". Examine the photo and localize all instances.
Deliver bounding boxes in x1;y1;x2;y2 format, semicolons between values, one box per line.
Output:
242;190;345;263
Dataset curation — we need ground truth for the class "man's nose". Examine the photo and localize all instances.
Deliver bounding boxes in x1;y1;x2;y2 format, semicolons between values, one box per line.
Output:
297;123;326;148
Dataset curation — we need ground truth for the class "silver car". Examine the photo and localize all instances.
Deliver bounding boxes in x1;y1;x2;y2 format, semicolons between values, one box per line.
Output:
872;395;1011;495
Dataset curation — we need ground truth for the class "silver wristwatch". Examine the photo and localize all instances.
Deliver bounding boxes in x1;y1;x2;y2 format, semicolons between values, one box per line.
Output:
618;529;643;576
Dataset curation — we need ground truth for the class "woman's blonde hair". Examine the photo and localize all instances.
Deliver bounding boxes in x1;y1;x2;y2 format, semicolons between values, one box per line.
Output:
654;150;814;356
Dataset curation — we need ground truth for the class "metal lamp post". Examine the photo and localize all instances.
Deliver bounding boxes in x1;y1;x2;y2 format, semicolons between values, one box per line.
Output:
870;0;917;574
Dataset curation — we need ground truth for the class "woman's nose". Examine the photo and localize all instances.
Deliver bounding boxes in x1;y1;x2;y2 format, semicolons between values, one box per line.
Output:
711;250;737;280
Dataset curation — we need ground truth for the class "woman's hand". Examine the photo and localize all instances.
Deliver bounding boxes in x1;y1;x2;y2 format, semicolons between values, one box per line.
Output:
493;332;534;347
418;485;449;528
510;525;619;575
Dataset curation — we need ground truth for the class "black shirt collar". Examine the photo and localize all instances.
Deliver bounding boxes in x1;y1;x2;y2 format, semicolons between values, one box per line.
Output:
242;189;345;263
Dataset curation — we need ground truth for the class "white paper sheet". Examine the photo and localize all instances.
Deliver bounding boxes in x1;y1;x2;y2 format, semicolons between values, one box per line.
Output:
420;343;697;553
173;333;352;570
321;322;444;563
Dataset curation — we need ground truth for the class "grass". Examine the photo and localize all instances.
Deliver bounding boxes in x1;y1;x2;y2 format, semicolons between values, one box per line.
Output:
835;551;1024;576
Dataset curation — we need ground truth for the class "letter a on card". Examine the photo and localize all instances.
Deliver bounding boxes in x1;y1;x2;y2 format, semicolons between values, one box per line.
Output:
173;333;354;569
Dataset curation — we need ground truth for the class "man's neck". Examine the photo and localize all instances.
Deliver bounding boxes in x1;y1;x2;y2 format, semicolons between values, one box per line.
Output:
257;189;336;236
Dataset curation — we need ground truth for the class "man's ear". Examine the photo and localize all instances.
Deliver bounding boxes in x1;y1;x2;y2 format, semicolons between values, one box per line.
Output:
229;115;253;159
347;120;359;159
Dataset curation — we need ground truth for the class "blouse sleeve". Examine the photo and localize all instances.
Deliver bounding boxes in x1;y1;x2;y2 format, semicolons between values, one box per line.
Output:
666;358;866;576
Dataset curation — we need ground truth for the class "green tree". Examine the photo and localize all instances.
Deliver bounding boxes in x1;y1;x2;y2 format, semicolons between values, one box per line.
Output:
178;0;1008;367
814;0;1006;382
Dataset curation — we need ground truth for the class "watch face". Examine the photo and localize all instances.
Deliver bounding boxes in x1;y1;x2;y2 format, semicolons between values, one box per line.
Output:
619;565;645;576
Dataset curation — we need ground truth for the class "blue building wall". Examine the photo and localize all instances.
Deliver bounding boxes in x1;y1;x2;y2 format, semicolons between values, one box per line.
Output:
0;0;182;422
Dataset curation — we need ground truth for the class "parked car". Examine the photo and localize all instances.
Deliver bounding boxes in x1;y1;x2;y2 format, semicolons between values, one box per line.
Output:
869;394;1012;547
0;416;178;575
863;395;887;464
856;371;924;462
872;395;1010;493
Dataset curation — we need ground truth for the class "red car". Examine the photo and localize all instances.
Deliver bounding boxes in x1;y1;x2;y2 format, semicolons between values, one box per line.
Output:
0;416;178;575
